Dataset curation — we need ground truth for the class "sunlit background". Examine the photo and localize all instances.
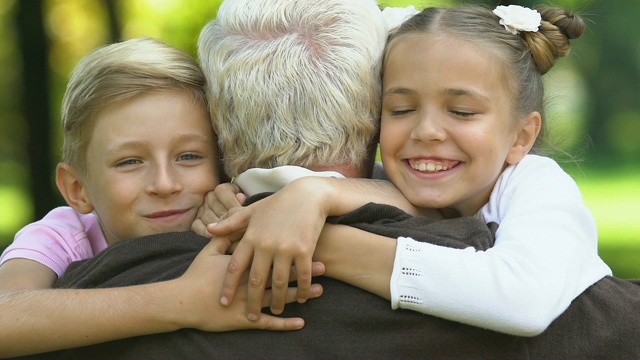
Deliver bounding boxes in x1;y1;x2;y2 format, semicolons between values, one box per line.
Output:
0;0;639;277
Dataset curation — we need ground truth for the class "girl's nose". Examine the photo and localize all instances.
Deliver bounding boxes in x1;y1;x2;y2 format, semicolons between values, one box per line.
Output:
410;111;446;143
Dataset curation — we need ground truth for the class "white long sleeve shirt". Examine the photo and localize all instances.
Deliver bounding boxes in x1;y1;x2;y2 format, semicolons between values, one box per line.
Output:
390;155;612;336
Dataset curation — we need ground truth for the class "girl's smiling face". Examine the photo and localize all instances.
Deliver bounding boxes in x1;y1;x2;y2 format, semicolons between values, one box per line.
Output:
380;33;536;217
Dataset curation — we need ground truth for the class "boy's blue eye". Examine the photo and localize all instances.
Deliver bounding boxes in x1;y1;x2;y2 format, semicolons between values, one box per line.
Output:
178;153;203;161
116;158;141;167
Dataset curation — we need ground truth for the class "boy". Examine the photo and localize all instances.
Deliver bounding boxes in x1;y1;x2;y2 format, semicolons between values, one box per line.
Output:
1;36;219;290
0;37;314;358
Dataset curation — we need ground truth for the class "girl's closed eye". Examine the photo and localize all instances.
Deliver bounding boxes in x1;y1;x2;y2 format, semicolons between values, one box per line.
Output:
449;109;476;118
391;109;414;116
386;106;416;117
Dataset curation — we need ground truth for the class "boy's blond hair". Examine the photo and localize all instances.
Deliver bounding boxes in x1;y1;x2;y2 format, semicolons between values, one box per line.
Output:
60;37;208;178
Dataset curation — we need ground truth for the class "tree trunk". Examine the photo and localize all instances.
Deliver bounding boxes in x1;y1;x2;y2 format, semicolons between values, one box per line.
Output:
104;0;122;42
16;0;57;219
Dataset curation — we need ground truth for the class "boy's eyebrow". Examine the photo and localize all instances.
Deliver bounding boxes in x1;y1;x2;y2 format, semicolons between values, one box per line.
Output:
444;88;492;103
173;133;213;144
107;134;212;152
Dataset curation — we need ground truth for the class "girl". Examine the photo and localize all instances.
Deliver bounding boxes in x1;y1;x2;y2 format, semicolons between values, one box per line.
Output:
209;5;612;336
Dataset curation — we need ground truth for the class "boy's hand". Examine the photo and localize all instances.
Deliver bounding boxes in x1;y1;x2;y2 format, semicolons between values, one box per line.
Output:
192;183;247;237
176;237;324;332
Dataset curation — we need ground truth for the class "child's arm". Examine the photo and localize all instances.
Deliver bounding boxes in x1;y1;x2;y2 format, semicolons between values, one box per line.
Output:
0;240;322;358
0;258;57;290
313;224;397;299
209;176;436;320
209;157;612;336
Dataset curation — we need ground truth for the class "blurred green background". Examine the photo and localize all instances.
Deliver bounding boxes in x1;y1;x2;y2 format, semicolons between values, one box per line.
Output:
0;0;638;278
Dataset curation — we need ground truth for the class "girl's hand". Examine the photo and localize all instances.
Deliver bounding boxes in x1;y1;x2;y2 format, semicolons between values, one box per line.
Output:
208;178;330;322
192;183;247;237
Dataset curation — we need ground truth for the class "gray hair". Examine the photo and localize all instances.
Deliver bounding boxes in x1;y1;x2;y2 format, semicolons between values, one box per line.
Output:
198;0;387;177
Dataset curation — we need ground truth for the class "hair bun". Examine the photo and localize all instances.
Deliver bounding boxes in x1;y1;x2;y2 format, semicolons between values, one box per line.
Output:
523;6;585;74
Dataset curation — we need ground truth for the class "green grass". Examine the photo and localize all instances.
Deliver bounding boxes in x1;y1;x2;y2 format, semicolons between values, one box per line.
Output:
568;167;640;279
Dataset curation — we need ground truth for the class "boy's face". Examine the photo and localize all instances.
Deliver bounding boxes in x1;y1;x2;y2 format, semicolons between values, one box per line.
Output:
83;90;218;245
380;34;526;217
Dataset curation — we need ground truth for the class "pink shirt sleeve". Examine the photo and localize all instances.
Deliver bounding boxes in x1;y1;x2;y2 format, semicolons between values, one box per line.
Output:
0;206;108;277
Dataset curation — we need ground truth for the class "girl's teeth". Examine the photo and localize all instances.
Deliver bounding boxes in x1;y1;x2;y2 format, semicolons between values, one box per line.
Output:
414;162;448;172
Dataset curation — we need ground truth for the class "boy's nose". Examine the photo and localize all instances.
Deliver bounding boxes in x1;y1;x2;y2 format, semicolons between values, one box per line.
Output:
147;164;183;196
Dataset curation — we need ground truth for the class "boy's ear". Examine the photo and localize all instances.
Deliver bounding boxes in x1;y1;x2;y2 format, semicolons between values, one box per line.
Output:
506;111;542;165
55;163;94;214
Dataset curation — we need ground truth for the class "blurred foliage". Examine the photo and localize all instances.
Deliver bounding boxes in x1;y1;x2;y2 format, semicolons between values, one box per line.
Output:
0;0;638;277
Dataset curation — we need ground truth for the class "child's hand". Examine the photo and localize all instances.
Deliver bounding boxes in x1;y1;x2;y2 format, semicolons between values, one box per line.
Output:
208;178;329;321
175;238;324;332
192;183;247;238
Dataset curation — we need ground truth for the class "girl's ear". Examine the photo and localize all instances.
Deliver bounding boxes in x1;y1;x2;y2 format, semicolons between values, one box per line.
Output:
56;163;94;214
506;111;541;165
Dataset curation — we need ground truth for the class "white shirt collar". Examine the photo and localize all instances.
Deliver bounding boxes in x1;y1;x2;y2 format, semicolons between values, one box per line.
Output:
234;165;345;197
